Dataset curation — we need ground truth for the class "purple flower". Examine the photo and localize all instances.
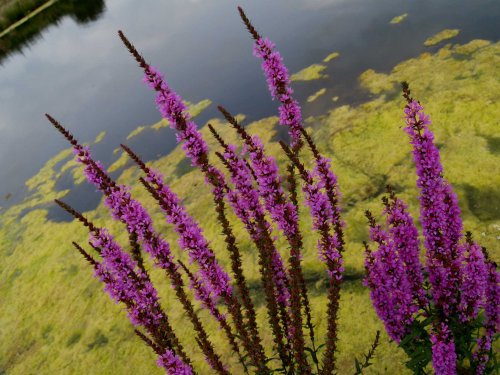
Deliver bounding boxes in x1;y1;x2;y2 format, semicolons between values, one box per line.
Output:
188;270;226;324
143;67;208;166
404;100;464;316
484;260;500;333
90;228;166;334
364;220;416;342
245;135;299;241
473;259;500;373
313;156;343;230
385;196;427;308
430;323;457;375
222;144;289;305
301;169;343;279
157;349;193;375
144;167;233;300
142;65;231;203
74;143;177;273
458;240;487;322
252;37;302;147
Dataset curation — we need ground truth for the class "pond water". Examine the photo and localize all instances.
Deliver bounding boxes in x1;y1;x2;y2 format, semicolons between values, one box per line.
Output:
0;0;499;214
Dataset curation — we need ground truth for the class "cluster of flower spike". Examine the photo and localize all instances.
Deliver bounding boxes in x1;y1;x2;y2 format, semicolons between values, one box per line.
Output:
364;84;500;374
48;6;499;375
48;7;351;375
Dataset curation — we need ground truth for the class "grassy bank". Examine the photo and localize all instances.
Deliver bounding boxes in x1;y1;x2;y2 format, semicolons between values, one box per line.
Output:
0;0;50;30
0;0;104;63
0;38;498;374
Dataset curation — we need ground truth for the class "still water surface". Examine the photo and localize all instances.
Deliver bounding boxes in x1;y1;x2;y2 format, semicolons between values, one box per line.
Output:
0;0;498;213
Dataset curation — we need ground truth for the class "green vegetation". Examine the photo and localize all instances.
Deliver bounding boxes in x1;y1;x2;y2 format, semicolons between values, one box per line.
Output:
359;69;396;95
290;63;327;81
389;13;408;24
0;0;105;63
126;125;146;140
93;131;106;144
307;88;327;102
0;39;498;374
0;0;49;31
424;28;460;46
323;52;340;63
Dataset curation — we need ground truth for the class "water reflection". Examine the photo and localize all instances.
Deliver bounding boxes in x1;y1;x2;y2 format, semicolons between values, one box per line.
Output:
0;0;106;64
0;0;499;219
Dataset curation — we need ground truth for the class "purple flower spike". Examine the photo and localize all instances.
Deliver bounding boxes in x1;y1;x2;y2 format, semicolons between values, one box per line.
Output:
91;228;165;330
144;66;210;168
474;259;500;373
245;135;299;241
252;37;302;147
141;65;231;203
144;167;233;299
189;270;225;323
430;323;457;375
222;144;290;306
364;219;415;342
404;99;464;316
314;156;342;228
484;260;500;332
458;239;487;322
301;170;344;278
157;349;193;375
73;143;177;273
385;196;427;308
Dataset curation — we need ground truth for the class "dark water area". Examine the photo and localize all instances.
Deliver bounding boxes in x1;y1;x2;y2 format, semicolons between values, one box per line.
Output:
0;0;499;219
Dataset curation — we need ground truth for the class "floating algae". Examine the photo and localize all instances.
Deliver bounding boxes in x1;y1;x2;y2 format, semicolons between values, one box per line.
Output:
424;29;460;46
389;13;408;24
291;63;327;81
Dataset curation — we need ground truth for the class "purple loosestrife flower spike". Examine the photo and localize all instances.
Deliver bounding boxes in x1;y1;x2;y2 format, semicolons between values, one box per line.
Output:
384;193;427;308
458;234;488;322
177;260;248;374
484;259;500;336
141;165;233;300
220;143;290;306
238;8;302;148
403;99;465;317
45;114;177;274
280;141;343;374
238;6;346;260
364;211;416;343
300;167;343;280
217;108;317;362
313;156;344;243
157;349;194;375
280;147;343;258
49;116;230;374
214;145;292;369
90;228;167;332
209;120;312;371
117;33;268;370
239;6;346;251
474;256;500;373
136;330;193;375
80;145;178;272
56;201;190;365
238;8;345;257
217;107;301;245
430;323;457;375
